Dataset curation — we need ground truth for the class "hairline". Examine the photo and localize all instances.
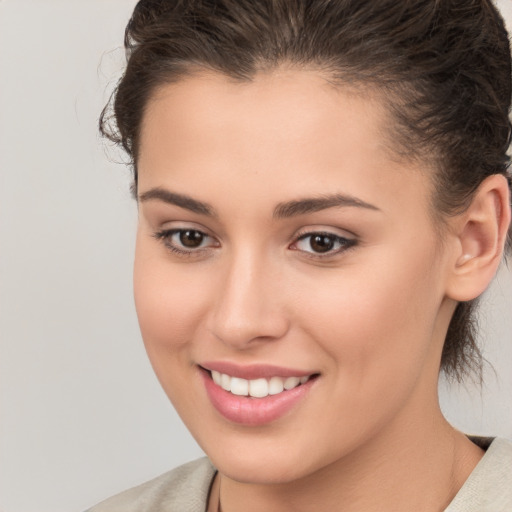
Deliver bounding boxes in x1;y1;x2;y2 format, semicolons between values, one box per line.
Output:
136;62;451;239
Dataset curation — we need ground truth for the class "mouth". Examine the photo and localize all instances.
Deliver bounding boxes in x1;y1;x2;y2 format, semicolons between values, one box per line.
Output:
208;369;313;398
199;364;319;425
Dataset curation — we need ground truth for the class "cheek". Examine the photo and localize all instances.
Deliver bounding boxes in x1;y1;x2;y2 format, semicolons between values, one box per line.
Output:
132;240;216;428
301;245;443;389
133;236;207;370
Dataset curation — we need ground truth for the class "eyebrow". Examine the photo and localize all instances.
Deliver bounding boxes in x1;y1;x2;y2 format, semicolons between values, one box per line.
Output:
273;194;380;218
138;188;216;216
138;187;380;218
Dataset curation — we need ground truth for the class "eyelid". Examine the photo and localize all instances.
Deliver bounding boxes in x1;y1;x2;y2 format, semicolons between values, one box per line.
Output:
294;225;357;240
153;220;218;241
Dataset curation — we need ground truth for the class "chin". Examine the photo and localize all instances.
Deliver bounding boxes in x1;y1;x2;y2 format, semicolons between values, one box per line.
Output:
213;455;310;485
202;435;331;485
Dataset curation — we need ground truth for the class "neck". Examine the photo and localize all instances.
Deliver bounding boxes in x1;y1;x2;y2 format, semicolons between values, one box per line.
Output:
215;397;483;512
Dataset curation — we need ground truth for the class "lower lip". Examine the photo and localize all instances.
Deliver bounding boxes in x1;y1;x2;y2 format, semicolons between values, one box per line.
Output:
201;370;316;426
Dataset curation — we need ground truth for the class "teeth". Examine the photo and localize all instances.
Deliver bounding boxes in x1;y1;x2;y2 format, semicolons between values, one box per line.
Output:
221;373;231;391
212;370;222;386
230;377;249;396
284;376;300;390
210;371;311;398
249;378;268;398
268;376;284;395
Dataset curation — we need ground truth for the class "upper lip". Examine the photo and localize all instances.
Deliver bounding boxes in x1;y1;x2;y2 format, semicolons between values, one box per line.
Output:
200;361;317;380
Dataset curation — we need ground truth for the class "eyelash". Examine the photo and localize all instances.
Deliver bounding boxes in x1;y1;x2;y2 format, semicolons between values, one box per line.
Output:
291;231;357;258
153;228;357;259
153;228;218;257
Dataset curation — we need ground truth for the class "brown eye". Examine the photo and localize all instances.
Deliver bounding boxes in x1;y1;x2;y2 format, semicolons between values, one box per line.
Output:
292;231;356;256
309;234;335;253
179;230;204;248
154;228;218;255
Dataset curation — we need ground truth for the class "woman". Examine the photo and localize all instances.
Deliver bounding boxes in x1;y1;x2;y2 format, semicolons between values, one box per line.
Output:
89;0;512;510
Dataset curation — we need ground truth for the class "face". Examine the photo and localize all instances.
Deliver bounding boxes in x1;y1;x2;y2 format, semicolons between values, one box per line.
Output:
134;69;455;483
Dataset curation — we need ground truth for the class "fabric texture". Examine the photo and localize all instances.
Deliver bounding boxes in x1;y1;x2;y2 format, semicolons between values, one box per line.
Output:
445;437;512;512
86;437;512;512
86;458;216;512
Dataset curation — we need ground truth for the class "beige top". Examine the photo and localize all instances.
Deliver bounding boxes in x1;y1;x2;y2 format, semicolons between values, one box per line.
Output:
87;437;512;512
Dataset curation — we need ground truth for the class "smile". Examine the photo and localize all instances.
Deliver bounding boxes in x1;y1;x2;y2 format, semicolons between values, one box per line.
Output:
200;364;318;425
211;370;311;398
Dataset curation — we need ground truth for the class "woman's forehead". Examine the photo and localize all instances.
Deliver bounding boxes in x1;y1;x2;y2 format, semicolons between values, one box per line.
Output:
137;70;433;215
141;70;389;172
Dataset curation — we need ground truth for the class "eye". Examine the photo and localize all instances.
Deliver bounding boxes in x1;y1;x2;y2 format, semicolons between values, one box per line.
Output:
291;231;356;256
153;228;219;255
176;229;206;248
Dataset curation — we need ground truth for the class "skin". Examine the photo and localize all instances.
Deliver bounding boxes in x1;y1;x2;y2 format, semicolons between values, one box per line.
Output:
133;69;509;511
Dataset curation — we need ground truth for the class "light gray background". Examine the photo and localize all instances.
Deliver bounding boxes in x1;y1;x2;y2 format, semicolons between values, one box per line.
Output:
0;1;511;511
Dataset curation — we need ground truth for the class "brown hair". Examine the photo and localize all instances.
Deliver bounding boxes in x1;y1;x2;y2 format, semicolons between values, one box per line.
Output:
101;0;512;381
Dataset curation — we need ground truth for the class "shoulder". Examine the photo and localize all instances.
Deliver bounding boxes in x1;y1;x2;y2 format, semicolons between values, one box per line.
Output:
86;457;216;512
445;437;512;512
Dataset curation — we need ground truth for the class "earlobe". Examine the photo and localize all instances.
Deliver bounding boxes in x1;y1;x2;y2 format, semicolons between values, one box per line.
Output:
446;174;511;302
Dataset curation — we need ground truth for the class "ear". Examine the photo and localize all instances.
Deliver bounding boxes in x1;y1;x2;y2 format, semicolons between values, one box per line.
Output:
445;174;511;302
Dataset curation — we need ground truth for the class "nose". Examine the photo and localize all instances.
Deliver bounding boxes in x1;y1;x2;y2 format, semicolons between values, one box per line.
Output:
208;249;290;349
